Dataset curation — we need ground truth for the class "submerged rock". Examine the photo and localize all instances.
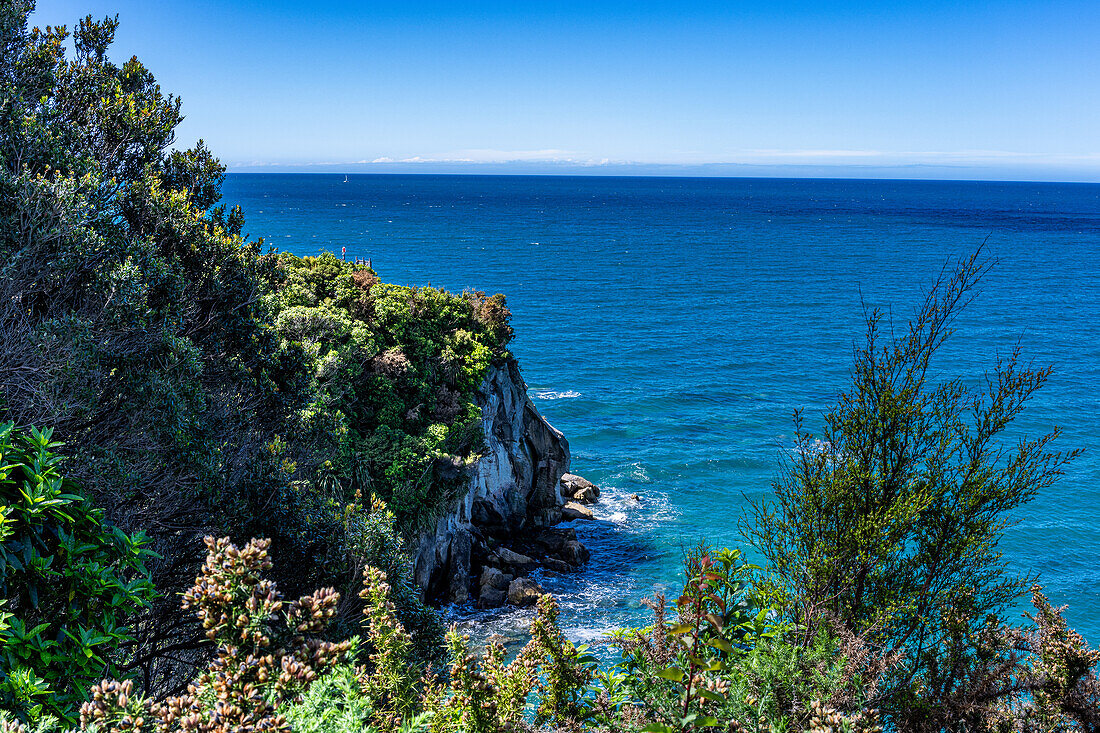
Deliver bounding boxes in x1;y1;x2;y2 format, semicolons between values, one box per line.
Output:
562;540;590;566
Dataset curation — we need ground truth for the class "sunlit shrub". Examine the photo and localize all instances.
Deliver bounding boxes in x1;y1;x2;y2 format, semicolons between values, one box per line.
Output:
78;536;352;733
0;424;155;723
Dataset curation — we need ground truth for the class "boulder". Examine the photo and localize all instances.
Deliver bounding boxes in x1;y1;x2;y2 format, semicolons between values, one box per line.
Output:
562;501;595;521
542;557;571;573
495;547;536;568
560;473;600;502
507;577;544;607
573;485;599;504
479;585;507;608
562;540;590;566
532;527;577;554
479;566;511;592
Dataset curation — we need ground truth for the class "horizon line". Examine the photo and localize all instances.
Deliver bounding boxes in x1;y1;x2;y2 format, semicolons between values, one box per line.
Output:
222;168;1100;186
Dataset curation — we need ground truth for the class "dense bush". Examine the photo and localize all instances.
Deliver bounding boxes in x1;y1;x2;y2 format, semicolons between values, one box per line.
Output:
0;424;155;723
60;536;911;733
0;1;313;690
265;252;512;530
2;526;1097;732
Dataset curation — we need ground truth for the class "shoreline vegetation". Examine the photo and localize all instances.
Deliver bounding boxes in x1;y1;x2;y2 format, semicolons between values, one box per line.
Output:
1;6;1098;733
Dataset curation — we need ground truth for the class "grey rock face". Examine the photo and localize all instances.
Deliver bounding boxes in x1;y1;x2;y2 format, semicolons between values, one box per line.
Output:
413;358;570;602
446;528;472;603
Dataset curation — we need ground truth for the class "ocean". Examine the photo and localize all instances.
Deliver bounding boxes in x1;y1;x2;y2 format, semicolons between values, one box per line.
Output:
222;174;1100;646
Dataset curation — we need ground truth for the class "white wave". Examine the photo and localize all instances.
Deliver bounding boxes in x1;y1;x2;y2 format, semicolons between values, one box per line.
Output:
608;461;651;483
565;626;615;644
534;389;581;400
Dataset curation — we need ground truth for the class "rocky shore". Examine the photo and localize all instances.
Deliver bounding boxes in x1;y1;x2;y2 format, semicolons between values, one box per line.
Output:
471;473;601;608
411;358;602;608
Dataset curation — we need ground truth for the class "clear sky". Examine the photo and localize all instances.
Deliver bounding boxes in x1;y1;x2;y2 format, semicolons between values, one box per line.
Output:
30;1;1100;180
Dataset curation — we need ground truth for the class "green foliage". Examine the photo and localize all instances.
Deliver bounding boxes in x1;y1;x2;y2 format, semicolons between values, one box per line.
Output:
0;6;309;690
358;566;420;728
345;496;444;662
529;593;599;727
265;252;512;530
282;662;378;733
0;710;65;733
283;661;433;733
742;252;1080;726
423;630;538;733
0;424;155;724
600;546;872;733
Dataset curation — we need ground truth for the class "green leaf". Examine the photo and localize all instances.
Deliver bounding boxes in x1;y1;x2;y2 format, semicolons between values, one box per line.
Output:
654;667;685;682
706;637;734;653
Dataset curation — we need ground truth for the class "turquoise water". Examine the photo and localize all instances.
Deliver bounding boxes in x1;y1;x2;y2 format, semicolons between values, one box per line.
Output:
223;174;1100;645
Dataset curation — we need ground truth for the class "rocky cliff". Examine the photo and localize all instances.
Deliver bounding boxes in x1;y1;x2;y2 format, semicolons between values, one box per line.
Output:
413;358;571;603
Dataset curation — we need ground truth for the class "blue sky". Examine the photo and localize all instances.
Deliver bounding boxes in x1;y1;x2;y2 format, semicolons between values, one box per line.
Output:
31;1;1100;180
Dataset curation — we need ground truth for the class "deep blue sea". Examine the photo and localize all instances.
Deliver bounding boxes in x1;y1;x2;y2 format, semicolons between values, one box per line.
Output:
222;174;1100;646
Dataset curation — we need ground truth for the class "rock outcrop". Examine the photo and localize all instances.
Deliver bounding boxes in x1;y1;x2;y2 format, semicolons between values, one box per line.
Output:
562;501;595;521
413;358;572;603
560;473;601;504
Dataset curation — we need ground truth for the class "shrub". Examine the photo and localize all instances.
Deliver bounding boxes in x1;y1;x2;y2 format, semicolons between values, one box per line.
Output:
282;661;432;733
78;536;352;733
595;546;890;733
0;424;155;723
743;252;1080;726
422;630;539;733
358;566;421;728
